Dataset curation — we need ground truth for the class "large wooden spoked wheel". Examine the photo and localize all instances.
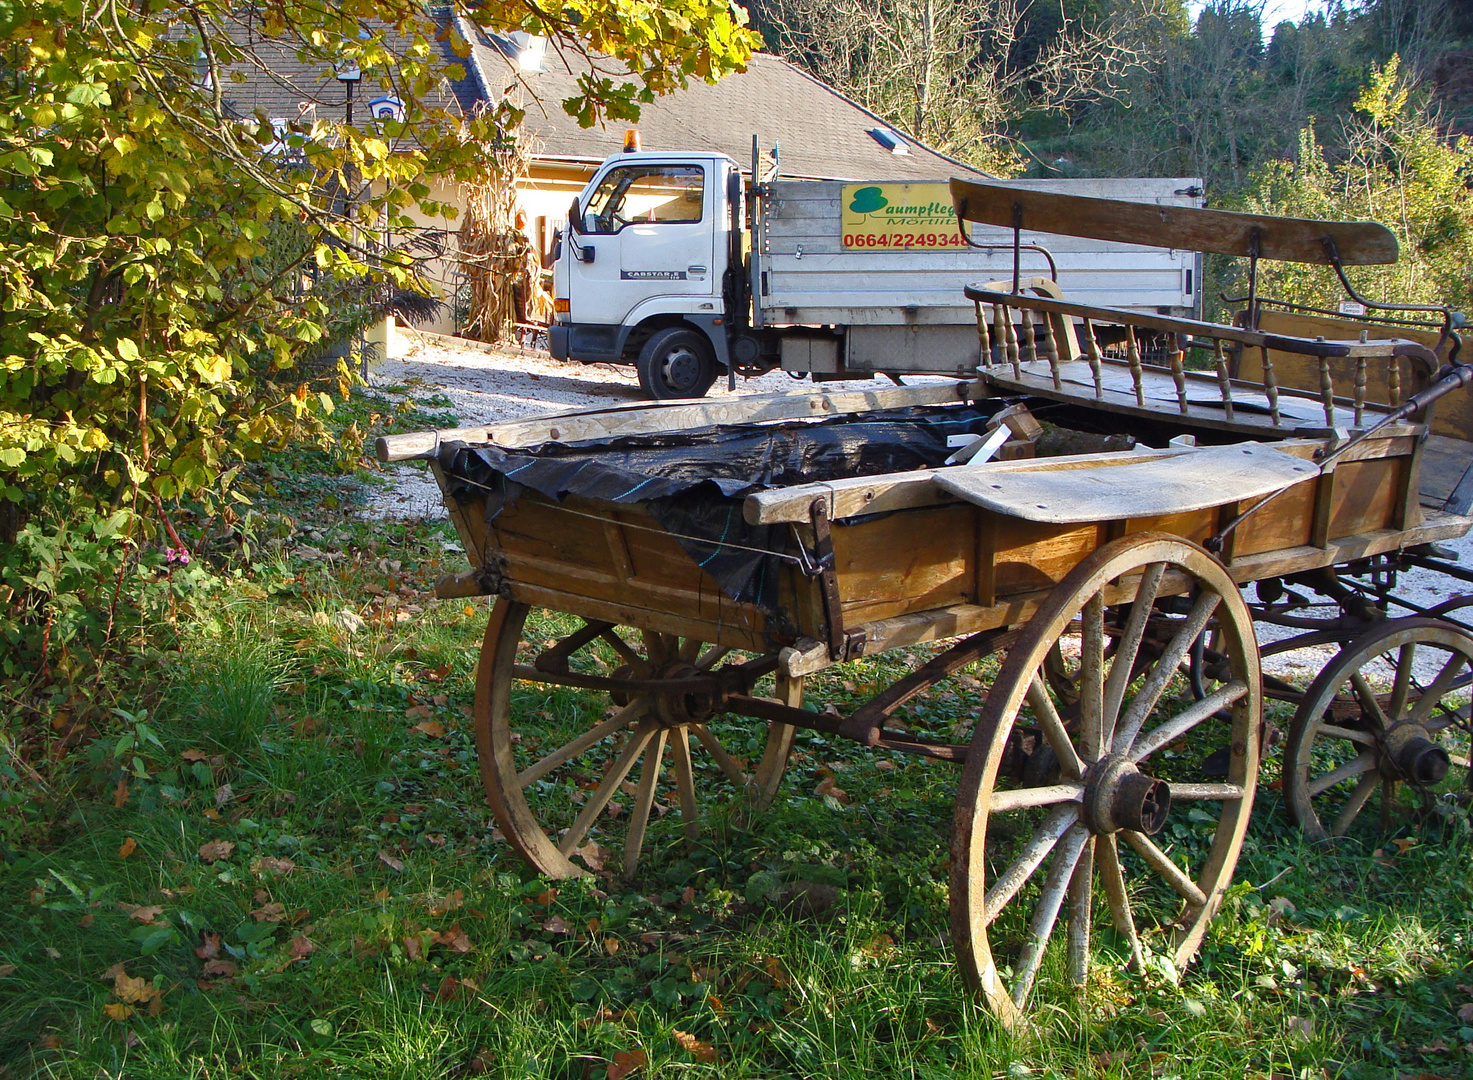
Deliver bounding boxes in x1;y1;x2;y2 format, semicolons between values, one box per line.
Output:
1284;617;1473;840
475;600;798;879
951;534;1261;1026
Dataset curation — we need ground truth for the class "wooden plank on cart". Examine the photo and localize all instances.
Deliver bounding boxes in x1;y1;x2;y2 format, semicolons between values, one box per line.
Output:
935;444;1318;524
950;178;1399;265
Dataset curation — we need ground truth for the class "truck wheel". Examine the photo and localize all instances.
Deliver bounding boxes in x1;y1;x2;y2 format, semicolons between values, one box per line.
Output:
637;328;718;400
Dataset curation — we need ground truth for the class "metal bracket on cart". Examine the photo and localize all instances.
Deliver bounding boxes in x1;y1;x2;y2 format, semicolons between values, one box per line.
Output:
792;500;866;663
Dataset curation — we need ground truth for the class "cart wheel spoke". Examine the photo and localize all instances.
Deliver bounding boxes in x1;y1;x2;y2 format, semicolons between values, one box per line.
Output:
600;629;648;673
1080;595;1106;758
1389;642;1416;719
1102;561;1168;742
1112;590;1220;754
1285;618;1473;840
1408;653;1472;727
477;600;790;880
1306;750;1376;796
621;729;669;876
694;645;733;671
670;728;701;844
1350;672;1390;730
558;722;658;857
1066;839;1095;986
517;700;647;788
1011;824;1091;1009
953;533;1258;1025
1027;675;1085;780
1120;829;1208;907
1333;772;1381;836
989;783;1085;813
690;723;750;793
1128;679;1248;764
982;804;1079;924
1097;835;1145;973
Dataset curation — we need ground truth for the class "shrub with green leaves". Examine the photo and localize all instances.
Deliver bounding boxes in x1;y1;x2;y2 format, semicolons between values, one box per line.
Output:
0;0;758;682
1226;56;1473;317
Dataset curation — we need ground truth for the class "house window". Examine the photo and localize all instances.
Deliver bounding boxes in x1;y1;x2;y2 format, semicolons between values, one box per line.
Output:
584;165;704;234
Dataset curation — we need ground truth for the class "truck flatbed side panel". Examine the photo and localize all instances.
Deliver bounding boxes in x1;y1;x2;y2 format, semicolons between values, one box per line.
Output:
761;181;1198;320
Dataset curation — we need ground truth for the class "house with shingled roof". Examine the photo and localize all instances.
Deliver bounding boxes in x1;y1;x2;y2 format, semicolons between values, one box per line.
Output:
217;10;986;335
441;11;986;273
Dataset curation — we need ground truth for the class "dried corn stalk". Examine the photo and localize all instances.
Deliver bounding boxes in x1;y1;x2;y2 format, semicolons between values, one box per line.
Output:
458;130;543;343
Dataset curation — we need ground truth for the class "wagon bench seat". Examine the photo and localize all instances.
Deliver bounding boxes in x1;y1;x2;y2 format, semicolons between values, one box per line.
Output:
934;443;1319;524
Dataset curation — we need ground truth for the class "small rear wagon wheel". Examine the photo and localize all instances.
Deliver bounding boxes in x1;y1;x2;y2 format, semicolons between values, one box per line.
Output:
951;534;1260;1027
1284;617;1473;840
475;599;796;879
637;327;718;400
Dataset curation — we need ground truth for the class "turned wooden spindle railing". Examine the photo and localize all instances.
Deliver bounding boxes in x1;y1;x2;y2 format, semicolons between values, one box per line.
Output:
965;284;1439;435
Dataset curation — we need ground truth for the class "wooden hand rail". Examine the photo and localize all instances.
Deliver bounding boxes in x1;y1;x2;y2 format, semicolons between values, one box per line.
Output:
964;287;1407;359
968;285;1441;431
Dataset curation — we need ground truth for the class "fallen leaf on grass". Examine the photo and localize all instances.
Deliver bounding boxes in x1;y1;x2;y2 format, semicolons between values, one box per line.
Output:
672;1030;718;1062
105;965;160;1004
572;842;607;871
195;934;220;960
45;947;60;959
120;904;163;924
606;1048;647;1080
1458;1002;1473;1023
1286;1016;1314;1043
214;784;234;809
604;938;620;956
1392;837;1417;854
427;890;465;916
201;959;237;977
113;779;128;809
0;965;15;978
181;749;208;762
434;924;473;953
404;935;424;961
117;837;137;859
1419;1038;1451;1054
532;889;558;907
378;851;404;872
405;704;433;721
542;915;571;934
412;720;446;738
250;902;286;923
814;777;849;804
861;933;896;959
289;936;314;961
252;856;296;875
198;840;235;863
104;1003;133;1022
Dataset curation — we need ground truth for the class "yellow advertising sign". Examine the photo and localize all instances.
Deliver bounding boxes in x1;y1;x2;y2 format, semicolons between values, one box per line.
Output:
840;183;967;250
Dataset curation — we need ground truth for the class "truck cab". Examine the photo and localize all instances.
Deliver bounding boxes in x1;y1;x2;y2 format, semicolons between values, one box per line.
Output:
551;152;738;398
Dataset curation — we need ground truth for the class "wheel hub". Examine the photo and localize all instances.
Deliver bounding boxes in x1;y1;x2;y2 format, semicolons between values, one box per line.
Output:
1082;756;1172;835
650;662;718;727
662;347;701;392
1380;722;1450;786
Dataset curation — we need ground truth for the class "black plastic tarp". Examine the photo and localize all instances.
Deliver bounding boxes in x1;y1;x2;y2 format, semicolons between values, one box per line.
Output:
441;402;1009;618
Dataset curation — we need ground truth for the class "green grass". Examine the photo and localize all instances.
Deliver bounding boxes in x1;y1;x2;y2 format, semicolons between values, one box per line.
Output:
3;393;1473;1079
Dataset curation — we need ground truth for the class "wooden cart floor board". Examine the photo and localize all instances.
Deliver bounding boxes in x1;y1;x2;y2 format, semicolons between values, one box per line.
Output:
985;361;1376;431
936;443;1318;524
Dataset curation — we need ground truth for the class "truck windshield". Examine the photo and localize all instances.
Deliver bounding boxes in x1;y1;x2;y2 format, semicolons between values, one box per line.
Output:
585;165;704;234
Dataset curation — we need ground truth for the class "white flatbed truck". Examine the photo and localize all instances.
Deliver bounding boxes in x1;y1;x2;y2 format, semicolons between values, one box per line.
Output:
549;149;1204;398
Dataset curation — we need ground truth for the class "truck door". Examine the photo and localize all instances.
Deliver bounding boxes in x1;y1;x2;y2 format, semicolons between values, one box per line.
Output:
570;161;717;328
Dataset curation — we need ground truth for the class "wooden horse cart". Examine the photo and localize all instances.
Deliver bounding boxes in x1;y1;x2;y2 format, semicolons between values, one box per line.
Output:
378;184;1473;1025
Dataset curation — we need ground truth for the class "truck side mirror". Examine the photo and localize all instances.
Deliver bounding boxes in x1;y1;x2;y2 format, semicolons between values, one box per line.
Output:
567;196;585;236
